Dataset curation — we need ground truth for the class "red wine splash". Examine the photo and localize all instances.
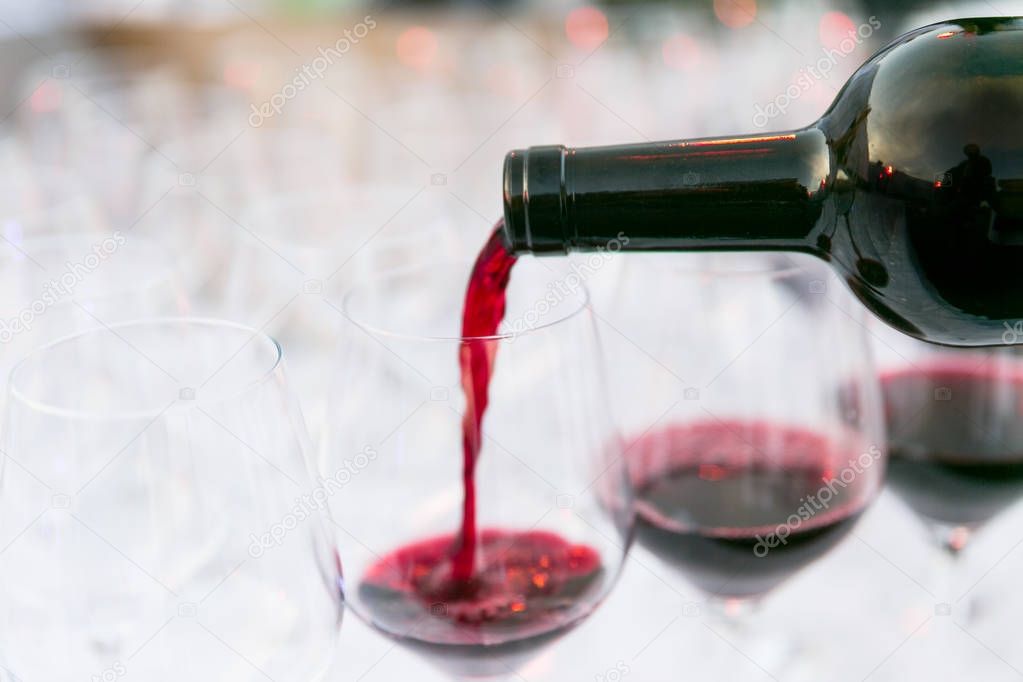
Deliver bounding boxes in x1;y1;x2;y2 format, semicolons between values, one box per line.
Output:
359;222;603;641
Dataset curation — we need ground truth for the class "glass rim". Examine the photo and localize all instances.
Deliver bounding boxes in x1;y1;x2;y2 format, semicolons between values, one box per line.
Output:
340;260;591;342
7;317;283;421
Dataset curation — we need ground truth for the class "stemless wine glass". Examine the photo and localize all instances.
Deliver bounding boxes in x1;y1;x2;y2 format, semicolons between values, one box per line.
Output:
872;326;1023;617
592;252;885;667
0;319;341;680
321;259;631;680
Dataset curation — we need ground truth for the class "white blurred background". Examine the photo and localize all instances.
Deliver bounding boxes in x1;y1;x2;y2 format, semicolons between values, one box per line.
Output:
4;1;1023;680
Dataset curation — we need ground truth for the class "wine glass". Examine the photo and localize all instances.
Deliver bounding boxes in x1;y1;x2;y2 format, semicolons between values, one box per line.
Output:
0;229;190;399
592;252;885;667
321;258;631;679
0;165;104;235
219;187;464;435
872;326;1023;617
14;49;186;227
222;186;432;344
0;319;341;680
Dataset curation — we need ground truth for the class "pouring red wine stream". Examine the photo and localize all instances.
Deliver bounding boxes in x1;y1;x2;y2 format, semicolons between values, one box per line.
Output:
359;223;602;638
450;224;518;583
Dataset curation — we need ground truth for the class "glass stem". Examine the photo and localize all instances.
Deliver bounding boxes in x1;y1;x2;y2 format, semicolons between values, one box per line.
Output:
701;596;796;677
928;521;975;623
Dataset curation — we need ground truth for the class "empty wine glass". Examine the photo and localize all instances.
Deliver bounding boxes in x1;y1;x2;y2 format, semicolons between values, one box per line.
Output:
0;230;190;399
219;186;465;433
0;165;104;235
0;319;341;680
321;259;631;680
593;252;885;668
222;185;429;343
14;50;184;227
872;326;1023;618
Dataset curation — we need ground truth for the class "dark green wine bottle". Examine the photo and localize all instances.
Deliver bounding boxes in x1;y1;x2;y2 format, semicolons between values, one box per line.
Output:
502;18;1023;347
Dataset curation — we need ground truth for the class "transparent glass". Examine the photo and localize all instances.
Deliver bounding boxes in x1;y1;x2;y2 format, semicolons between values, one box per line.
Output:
0;319;341;681
321;260;631;679
0;231;190;397
594;252;885;668
223;186;429;346
0;165;104;235
873;325;1023;619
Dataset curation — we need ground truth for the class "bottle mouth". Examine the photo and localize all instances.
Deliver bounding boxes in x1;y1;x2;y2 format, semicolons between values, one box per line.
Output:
502;146;570;254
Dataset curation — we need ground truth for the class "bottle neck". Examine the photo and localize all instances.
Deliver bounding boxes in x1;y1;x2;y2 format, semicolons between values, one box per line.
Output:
502;128;831;255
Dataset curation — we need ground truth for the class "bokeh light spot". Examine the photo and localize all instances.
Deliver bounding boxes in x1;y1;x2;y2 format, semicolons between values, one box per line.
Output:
397;26;438;71
819;11;858;50
662;34;701;71
714;0;757;29
223;61;261;90
565;6;609;50
30;81;62;113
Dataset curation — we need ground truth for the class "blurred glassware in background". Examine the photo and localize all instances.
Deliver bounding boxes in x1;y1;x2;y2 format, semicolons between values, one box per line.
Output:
139;125;349;298
14;49;191;227
0;319;341;681
0;230;190;393
321;259;631;679
220;186;469;438
223;185;463;339
0;163;105;236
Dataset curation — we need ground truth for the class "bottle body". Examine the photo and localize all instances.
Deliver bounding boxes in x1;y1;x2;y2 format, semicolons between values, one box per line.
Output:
502;18;1023;347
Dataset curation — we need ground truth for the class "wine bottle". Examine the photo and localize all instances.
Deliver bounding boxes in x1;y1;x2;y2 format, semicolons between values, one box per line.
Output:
501;18;1023;347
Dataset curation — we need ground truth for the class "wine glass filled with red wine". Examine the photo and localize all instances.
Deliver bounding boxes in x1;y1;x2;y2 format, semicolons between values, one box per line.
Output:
873;328;1023;615
321;252;631;679
591;252;885;665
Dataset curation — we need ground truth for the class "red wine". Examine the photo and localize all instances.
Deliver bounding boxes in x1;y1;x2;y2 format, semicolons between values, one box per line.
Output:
629;421;869;598
358;225;604;647
500;18;1023;347
882;359;1023;526
451;225;517;583
359;530;602;646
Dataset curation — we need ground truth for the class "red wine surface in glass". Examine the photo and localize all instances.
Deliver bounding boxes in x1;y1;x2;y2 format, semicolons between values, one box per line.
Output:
629;420;869;598
358;223;604;644
882;359;1023;527
359;530;602;645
